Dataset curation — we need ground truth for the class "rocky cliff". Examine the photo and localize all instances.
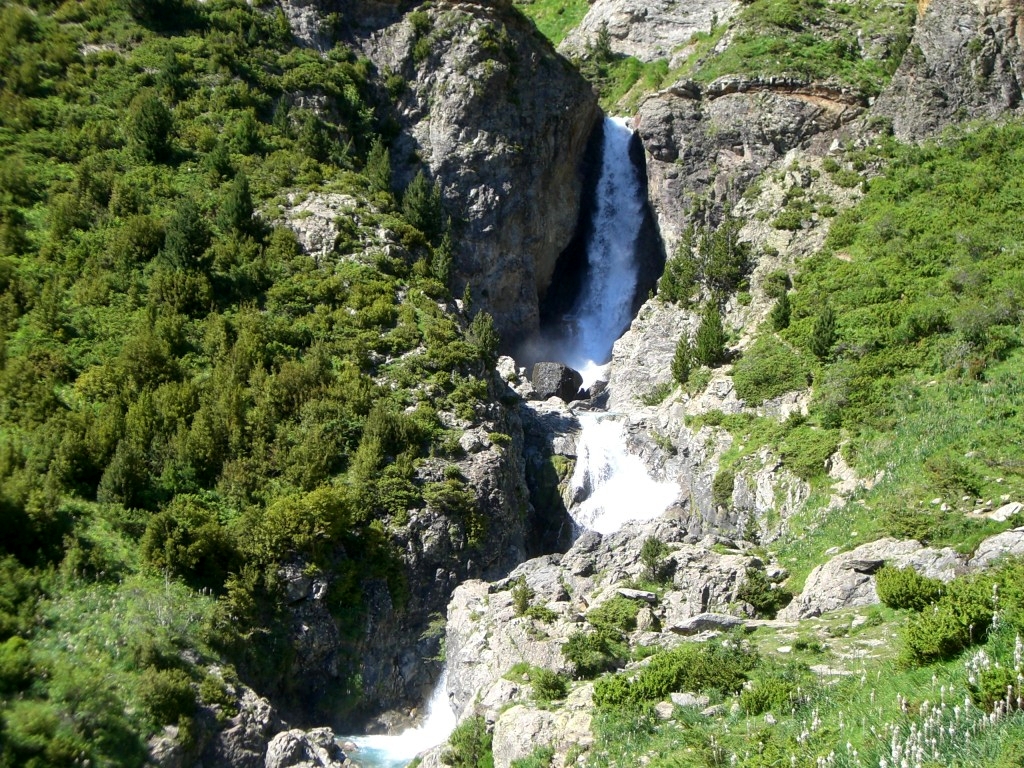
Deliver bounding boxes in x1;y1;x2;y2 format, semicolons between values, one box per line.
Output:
874;0;1024;140
559;0;740;64
344;0;602;342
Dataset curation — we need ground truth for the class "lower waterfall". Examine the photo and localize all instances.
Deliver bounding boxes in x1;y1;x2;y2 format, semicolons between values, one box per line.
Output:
568;412;678;535
344;670;456;767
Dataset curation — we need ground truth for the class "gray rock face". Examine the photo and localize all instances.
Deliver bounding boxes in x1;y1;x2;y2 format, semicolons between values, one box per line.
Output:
531;362;585;402
560;0;740;63
873;0;1024;140
352;1;601;343
635;77;864;255
969;527;1024;569
444;518;767;721
780;538;966;620
491;691;595;768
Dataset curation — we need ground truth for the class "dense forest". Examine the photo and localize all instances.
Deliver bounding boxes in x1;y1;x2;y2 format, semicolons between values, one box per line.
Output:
0;0;502;763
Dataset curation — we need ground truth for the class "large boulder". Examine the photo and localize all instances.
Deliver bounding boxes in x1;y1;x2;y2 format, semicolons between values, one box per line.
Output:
969;527;1024;569
780;538;966;620
264;728;347;768
531;362;585;402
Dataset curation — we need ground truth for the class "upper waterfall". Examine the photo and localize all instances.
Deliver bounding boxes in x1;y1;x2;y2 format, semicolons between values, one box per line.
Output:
533;116;651;390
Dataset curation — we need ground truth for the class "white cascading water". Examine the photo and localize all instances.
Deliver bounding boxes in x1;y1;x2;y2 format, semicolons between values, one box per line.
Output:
344;670;456;768
560;116;647;390
344;116;675;766
563;116;678;534
569;412;678;535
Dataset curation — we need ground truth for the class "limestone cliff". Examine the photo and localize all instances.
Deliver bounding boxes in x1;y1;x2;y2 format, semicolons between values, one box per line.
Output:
559;0;740;64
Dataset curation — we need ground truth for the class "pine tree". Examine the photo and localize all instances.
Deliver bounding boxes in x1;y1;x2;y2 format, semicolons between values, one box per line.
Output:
402;171;443;241
769;290;791;331
127;90;173;162
219;173;254;234
364;138;392;197
672;335;693;384
694;301;727;367
431;227;453;286
467;311;500;371
810;303;837;360
163;199;210;270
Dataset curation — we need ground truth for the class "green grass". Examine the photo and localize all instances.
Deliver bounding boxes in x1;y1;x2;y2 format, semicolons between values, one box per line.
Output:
516;0;590;46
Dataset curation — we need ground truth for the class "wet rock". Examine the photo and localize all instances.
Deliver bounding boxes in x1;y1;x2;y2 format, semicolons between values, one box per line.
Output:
531;362;585;402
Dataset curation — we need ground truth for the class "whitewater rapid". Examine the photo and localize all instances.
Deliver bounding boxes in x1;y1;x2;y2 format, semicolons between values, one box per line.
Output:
568;412;678;535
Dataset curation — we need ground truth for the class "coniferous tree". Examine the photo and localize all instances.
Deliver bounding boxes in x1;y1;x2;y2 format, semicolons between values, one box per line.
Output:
769;290;791;331
402;171;443;241
672;335;693;384
694;301;727;367
163;199;210;270
127;90;174;163
219;173;254;235
364;138;392;197
431;227;453;286
810;303;837;361
467;311;500;371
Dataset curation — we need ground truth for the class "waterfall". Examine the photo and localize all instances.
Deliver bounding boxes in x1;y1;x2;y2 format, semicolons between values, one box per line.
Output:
344;671;456;767
561;117;678;534
568;412;677;535
560;116;647;390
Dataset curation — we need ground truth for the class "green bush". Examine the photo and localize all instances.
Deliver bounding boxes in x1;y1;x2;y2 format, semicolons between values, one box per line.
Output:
138;667;196;728
562;630;625;679
640;536;670;583
442;715;493;768
768;290;791;330
593;641;755;708
711;466;735;508
511;746;555;768
899;575;995;666
778;426;839;480
530;667;568;702
0;636;32;694
736;568;791;619
739;675;798;715
512;577;533;617
875;565;944;611
732;336;808;404
587;596;640;634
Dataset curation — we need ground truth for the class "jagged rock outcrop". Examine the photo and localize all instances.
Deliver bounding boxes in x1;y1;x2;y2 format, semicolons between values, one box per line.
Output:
346;0;601;343
559;0;740;63
874;0;1024;140
444;518;773;721
635;77;865;255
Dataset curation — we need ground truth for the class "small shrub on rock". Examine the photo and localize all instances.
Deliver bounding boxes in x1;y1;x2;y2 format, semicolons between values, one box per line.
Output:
530;667;568;702
737;568;792;619
875;565;944;611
